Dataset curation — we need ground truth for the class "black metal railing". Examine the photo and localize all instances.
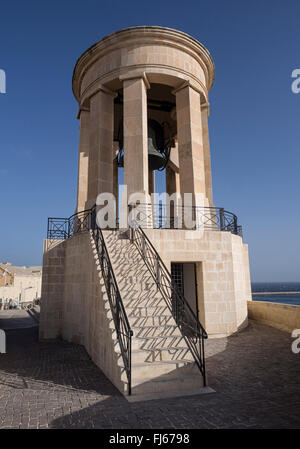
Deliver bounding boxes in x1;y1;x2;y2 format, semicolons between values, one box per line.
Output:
47;201;243;391
129;222;208;386
48;204;243;239
90;207;133;395
128;203;243;236
47;207;133;395
47;208;93;240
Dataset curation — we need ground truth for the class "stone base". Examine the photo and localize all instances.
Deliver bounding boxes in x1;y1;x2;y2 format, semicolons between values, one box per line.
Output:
144;229;252;337
40;228;251;395
126;386;215;403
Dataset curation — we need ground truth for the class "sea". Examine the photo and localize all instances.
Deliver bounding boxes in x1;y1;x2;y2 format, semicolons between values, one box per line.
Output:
251;282;300;306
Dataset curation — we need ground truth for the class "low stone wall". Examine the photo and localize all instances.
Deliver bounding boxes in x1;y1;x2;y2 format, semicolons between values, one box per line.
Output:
248;300;300;333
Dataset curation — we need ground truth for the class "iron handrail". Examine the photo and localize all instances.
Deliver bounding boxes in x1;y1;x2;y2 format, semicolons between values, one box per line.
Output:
47;208;94;240
90;207;133;395
48;204;242;238
130;221;208;386
46;200;243;391
47;206;133;395
128;203;242;236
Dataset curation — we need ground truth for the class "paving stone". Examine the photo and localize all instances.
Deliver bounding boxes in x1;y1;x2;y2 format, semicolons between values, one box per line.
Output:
0;320;300;428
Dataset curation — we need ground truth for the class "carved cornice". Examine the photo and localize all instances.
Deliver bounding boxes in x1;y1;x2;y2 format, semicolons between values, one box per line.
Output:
171;80;203;96
76;106;89;120
72;26;215;102
80;83;117;107
119;72;150;89
201;101;210;116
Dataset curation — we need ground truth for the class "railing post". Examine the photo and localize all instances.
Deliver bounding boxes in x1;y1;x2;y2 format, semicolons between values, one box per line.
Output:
156;257;160;286
202;337;206;386
128;333;132;396
128;203;133;229
101;239;104;270
141;234;145;258
91;207;95;230
107;267;112;307
219;208;225;231
67;218;70;238
130;226;134;244
116;292;120;333
159;203;163;229
233;215;238;235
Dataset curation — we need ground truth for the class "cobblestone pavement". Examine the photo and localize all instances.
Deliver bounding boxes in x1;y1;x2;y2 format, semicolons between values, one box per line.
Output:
0;313;300;429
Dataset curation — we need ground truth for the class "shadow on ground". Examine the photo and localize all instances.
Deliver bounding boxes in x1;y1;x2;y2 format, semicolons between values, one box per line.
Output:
0;318;300;429
0;308;38;330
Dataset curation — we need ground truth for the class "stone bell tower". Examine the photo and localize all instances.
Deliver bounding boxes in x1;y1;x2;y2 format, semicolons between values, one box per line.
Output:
73;26;214;213
40;27;252;397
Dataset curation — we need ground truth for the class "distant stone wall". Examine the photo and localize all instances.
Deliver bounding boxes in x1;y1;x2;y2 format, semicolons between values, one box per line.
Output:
0;276;41;304
248;300;300;333
0;267;13;286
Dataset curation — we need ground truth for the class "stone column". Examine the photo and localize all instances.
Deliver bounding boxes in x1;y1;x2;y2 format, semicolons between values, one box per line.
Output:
201;102;213;206
113;141;119;201
121;75;149;200
166;166;180;196
174;83;207;207
149;170;155;195
113;142;119;221
86;88;115;209
76;108;90;212
166;166;180;228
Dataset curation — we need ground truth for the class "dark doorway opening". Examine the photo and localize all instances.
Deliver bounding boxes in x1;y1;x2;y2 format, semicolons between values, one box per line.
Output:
171;262;199;320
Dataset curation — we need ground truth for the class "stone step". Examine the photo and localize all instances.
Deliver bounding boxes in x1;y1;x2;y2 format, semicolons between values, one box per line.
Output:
121;289;162;301
110;257;144;268
117;346;193;364
101;229;205;397
121;360;193;381
108;243;140;251
122;296;165;308
114;280;158;293
116;279;156;290
130;324;182;339
105;308;173;324
105;241;136;251
132;335;186;351
107;249;142;263
111;325;185;349
131;363;204;395
107;314;176;329
126;305;172;317
104;289;161;308
113;332;186;351
128;314;176;327
103;300;171;319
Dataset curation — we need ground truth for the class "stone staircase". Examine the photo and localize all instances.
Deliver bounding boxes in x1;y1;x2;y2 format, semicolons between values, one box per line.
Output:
102;229;204;396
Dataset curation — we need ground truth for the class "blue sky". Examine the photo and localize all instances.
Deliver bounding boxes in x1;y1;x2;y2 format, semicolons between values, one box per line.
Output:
0;0;299;281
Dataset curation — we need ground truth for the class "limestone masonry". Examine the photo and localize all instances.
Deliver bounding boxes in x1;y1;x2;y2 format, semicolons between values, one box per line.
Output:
40;27;252;397
0;263;42;307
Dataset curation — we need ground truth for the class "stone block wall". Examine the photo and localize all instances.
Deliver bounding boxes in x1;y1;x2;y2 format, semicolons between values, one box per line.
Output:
39;239;65;339
40;232;126;393
144;229;251;337
232;235;251;330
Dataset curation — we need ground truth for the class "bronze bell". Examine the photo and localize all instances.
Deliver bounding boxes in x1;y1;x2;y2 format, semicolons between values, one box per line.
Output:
117;119;166;171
